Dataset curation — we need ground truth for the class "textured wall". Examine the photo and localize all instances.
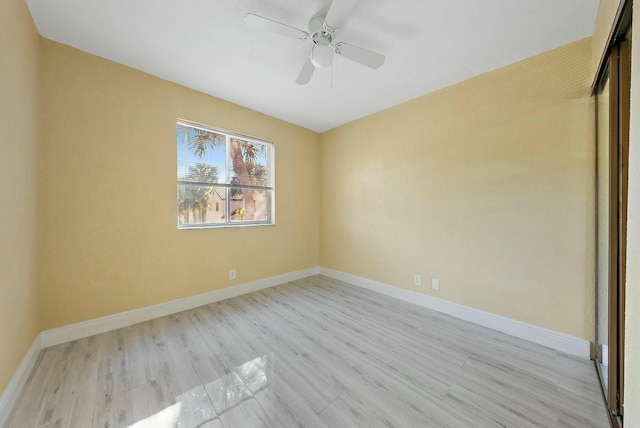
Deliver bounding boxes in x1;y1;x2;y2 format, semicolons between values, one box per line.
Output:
320;39;595;339
38;40;320;329
0;0;41;394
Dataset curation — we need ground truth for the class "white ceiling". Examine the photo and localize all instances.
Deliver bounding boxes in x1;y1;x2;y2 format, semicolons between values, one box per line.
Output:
26;0;599;133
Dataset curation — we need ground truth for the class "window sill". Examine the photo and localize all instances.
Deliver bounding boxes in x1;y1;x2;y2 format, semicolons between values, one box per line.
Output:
178;222;275;230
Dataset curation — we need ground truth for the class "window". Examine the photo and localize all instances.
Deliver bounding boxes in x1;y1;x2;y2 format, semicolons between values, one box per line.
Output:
177;120;274;228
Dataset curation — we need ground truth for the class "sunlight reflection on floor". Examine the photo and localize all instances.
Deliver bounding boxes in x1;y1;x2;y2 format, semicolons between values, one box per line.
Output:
127;354;272;427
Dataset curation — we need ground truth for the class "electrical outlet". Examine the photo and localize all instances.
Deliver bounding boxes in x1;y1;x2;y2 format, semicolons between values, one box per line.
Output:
229;269;236;280
431;278;440;291
413;274;422;286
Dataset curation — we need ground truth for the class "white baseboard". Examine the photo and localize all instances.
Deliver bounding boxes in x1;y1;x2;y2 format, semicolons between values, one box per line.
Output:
320;267;591;359
602;344;609;366
0;333;42;426
40;266;320;348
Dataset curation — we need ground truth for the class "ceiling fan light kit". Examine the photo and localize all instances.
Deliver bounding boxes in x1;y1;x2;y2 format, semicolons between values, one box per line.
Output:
244;0;385;85
312;44;334;68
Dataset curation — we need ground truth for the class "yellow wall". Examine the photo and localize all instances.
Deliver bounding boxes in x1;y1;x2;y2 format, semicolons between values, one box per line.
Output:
592;0;622;80
38;40;320;329
0;0;41;393
320;39;595;340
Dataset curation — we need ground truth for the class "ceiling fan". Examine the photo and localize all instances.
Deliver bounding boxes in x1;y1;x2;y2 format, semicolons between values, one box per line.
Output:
244;0;385;85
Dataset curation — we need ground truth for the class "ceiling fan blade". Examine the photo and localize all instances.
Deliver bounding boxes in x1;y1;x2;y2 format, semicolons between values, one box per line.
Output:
244;13;309;40
324;0;358;30
334;42;385;69
295;57;314;85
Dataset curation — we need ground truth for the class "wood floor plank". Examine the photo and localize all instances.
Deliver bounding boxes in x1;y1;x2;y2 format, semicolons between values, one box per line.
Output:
252;373;327;428
6;275;609;428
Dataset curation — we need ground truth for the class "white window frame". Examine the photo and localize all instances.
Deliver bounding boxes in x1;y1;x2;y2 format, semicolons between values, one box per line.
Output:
177;119;275;229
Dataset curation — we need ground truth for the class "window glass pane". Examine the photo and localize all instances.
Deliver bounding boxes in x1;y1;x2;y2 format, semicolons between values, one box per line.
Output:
229;188;270;222
229;138;271;188
177;185;227;225
177;124;226;184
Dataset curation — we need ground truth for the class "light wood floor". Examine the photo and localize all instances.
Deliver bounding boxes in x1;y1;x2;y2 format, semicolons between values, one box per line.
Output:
6;275;609;427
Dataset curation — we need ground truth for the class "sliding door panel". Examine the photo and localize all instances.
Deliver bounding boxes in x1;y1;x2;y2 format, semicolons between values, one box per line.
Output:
596;72;610;394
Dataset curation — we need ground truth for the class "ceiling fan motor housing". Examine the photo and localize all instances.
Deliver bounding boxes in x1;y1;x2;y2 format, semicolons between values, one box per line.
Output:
309;14;335;68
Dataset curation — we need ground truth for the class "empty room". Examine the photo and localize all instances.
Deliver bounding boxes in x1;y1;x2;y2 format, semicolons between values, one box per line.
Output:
1;0;640;427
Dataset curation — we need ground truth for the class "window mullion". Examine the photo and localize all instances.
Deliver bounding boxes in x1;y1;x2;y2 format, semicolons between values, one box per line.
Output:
225;134;231;224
